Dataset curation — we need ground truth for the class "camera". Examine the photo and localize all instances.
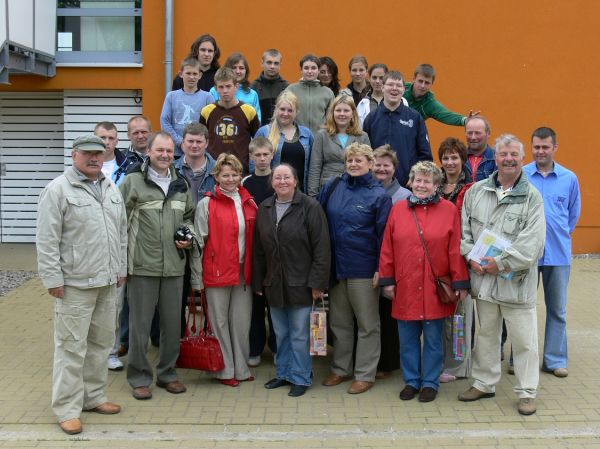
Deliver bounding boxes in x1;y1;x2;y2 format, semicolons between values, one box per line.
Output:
174;225;193;258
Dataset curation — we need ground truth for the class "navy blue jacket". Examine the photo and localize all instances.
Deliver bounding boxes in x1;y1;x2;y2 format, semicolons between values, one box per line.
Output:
465;145;497;182
363;103;432;187
318;172;392;280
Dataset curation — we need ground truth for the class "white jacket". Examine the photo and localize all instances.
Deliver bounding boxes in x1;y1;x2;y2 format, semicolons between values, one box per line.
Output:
36;167;127;289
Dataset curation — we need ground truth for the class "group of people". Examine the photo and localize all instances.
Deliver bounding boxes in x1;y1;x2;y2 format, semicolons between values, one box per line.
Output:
35;33;582;435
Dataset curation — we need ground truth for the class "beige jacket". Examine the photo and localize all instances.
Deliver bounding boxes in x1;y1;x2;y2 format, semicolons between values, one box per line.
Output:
36;167;127;289
461;171;546;308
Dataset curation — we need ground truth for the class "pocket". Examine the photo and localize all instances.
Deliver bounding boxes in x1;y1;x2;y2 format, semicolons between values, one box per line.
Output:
55;304;84;342
66;196;94;224
501;212;524;236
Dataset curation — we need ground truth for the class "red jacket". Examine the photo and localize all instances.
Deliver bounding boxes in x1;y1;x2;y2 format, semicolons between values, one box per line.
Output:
379;198;469;321
202;186;257;287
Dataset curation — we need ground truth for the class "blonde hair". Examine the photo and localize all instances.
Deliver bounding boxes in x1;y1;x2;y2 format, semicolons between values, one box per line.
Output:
344;142;374;163
408;161;443;186
212;153;243;177
373;144;398;169
268;91;299;150
324;94;362;136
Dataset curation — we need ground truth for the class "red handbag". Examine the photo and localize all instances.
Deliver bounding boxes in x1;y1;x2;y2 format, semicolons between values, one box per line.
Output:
177;290;225;372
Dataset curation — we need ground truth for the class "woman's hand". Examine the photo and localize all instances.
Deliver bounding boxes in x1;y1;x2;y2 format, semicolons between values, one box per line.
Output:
372;272;380;288
312;289;324;300
382;285;395;300
456;289;469;301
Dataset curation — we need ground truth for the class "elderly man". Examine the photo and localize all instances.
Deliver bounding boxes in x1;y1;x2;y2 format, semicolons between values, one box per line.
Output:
459;134;546;416
523;127;581;378
119;132;196;400
37;135;127;434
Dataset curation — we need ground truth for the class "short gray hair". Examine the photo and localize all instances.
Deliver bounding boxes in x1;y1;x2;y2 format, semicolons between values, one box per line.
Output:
495;134;524;157
408;161;442;186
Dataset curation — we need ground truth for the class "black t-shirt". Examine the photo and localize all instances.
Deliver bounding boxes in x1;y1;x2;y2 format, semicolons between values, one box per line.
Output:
280;139;306;192
242;173;274;205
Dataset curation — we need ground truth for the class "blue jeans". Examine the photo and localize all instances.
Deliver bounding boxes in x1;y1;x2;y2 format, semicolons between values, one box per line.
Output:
270;305;312;386
397;319;445;390
540;265;570;369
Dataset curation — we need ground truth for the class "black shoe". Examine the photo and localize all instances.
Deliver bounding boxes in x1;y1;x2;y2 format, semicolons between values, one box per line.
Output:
288;384;308;397
399;385;419;400
264;378;290;389
418;387;438;402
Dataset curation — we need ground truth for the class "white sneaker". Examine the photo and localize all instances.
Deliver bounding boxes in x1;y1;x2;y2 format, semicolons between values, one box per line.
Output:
248;355;261;367
108;354;124;371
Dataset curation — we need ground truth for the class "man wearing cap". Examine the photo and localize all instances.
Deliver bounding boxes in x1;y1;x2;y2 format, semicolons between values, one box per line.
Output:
36;135;128;435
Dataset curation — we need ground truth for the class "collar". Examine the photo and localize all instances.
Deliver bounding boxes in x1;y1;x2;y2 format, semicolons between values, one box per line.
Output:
407;192;440;207
72;165;105;183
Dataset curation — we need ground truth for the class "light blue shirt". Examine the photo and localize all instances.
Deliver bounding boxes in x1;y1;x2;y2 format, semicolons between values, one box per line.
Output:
523;161;581;266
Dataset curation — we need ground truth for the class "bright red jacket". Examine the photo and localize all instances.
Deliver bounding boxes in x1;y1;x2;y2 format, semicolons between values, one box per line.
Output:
379;198;469;321
202;186;257;288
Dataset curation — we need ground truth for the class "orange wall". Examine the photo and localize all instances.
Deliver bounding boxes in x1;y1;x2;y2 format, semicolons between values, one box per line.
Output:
3;0;599;253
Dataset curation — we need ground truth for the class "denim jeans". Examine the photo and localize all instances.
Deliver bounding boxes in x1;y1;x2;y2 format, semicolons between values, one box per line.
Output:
270;305;312;386
397;319;445;390
540;265;570;369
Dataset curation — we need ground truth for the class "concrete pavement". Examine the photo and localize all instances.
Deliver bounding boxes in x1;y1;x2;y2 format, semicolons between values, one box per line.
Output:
0;244;599;448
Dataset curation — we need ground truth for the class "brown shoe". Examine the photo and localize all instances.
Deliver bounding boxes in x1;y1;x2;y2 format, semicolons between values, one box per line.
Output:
321;373;352;387
347;380;374;394
418;387;438;403
553;368;568;378
117;345;128;357
84;402;121;414
518;398;536;415
59;418;82;435
458;386;495;402
132;386;152;400
156;379;187;394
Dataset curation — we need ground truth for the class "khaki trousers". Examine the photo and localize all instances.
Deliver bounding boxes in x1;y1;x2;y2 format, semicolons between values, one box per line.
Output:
205;284;252;380
330;278;380;382
471;299;539;398
52;284;116;422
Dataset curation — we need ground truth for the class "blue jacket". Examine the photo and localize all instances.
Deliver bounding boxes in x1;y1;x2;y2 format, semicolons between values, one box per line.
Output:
253;124;314;191
113;147;143;186
465;145;496;182
363;103;432;187
318;172;392;279
173;153;217;202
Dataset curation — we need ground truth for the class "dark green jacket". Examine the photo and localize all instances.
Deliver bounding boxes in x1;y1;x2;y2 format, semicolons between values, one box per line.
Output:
404;82;466;126
119;161;195;277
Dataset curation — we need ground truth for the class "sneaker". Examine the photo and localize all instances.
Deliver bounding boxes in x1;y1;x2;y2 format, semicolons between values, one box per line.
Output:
518;398;536;415
108;354;124;371
248;355;261;367
458;387;495;402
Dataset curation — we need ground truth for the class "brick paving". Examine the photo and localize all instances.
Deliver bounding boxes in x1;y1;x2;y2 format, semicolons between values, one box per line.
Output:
0;244;599;448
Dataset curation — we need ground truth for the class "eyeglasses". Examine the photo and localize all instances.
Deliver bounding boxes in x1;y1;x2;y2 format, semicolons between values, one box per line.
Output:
273;176;294;182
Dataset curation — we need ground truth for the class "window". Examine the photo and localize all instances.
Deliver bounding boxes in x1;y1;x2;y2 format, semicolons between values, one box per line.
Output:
56;1;142;65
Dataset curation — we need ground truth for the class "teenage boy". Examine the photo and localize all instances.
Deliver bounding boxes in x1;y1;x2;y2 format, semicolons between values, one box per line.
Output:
242;137;277;367
200;67;260;173
404;64;479;127
251;49;289;126
161;57;213;159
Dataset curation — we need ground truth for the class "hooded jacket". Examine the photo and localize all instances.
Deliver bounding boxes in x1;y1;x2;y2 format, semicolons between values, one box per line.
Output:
285;79;334;134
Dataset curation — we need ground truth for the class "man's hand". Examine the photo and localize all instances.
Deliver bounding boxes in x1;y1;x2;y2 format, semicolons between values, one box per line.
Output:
382;285;395;300
117;276;127;288
372;272;380;289
468;110;481;118
470;259;486;276
175;240;192;249
480;256;500;275
48;286;64;298
312;289;324;300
